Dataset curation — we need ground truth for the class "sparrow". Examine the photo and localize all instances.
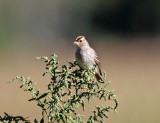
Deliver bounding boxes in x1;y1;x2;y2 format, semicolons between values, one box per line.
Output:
73;36;102;80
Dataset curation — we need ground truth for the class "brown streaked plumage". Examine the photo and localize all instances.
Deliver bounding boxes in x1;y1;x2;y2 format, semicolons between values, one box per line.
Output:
95;54;102;76
73;36;102;80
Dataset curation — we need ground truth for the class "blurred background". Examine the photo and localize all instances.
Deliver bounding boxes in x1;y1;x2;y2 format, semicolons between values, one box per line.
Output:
0;0;160;122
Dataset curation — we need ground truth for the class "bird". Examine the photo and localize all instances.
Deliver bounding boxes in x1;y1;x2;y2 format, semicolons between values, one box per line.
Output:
73;35;102;81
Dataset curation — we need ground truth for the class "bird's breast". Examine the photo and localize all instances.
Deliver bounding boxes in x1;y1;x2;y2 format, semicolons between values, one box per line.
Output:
75;49;95;70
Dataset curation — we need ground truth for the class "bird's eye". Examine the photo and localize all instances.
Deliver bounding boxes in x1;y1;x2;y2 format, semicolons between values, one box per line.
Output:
79;40;82;42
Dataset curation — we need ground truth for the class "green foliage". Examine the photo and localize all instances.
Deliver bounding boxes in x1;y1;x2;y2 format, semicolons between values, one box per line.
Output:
0;112;29;123
6;53;118;123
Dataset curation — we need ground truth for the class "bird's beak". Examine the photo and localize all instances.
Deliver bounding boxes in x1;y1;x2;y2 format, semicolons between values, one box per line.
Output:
73;41;78;45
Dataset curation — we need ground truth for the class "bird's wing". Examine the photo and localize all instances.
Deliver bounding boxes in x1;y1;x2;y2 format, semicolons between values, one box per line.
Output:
94;53;102;76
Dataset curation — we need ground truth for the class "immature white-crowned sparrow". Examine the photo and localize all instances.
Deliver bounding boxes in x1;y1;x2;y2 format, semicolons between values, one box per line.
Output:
73;36;102;80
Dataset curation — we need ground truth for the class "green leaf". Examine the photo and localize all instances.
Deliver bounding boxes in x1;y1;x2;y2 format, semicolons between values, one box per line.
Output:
40;118;44;123
34;119;38;123
28;98;36;101
36;92;49;100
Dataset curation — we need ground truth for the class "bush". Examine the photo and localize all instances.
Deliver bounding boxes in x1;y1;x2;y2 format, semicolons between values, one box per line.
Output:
2;53;118;123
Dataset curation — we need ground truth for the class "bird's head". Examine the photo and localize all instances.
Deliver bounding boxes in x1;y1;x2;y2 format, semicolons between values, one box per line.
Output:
73;36;89;49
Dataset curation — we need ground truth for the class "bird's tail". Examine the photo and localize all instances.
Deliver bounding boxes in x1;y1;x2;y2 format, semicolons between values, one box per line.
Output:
98;65;102;76
95;72;102;81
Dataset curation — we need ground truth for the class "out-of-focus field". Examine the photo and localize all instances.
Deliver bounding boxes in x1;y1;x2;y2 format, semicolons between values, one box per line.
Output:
0;37;160;123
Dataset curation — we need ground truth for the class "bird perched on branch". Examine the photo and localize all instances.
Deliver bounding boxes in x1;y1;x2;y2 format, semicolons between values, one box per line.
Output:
73;36;102;81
